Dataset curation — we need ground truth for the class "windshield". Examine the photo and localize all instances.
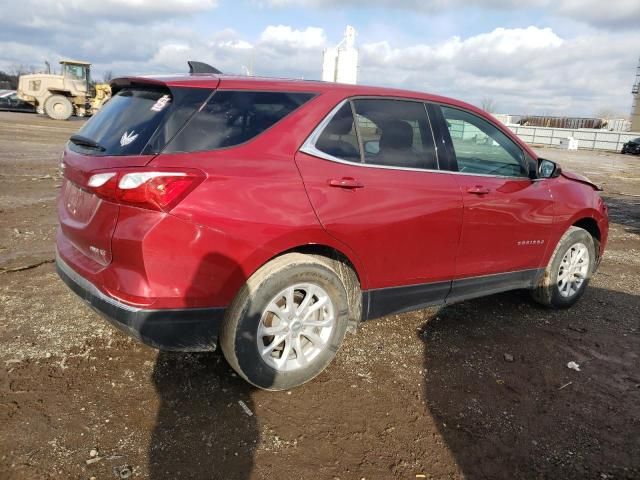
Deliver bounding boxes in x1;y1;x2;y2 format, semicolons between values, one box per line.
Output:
64;64;86;81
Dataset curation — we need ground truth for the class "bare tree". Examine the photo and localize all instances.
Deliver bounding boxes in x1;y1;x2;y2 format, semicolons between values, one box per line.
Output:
481;96;497;113
9;64;37;77
0;71;16;89
595;108;625;120
1;65;36;89
102;70;113;83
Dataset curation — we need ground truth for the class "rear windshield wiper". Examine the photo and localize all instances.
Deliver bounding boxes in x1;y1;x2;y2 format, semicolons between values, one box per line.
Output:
69;134;106;152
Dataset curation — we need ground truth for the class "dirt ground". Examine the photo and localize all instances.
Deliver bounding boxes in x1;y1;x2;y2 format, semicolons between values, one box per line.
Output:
0;111;638;480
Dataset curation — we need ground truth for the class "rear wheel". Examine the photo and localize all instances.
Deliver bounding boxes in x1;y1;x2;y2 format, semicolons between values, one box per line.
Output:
44;95;73;120
219;253;350;390
531;226;596;308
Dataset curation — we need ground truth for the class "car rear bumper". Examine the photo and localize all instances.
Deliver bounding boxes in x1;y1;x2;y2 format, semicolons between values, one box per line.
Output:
56;254;224;352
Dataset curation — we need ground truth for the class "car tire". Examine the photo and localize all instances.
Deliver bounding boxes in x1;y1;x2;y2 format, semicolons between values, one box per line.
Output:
531;226;597;309
621;147;626;154
219;253;350;390
44;95;73;120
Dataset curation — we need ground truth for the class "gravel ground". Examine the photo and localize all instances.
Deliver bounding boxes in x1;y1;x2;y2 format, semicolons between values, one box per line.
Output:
1;112;639;480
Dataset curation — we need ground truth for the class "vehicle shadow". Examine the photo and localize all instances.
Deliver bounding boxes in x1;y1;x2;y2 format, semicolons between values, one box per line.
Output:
419;287;640;479
148;253;271;479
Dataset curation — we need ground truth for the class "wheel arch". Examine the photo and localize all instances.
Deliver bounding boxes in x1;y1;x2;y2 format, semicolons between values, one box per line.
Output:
542;208;605;269
249;242;366;331
568;210;605;259
572;216;601;242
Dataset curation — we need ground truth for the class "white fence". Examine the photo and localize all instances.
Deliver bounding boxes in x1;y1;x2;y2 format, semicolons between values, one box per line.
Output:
505;125;639;152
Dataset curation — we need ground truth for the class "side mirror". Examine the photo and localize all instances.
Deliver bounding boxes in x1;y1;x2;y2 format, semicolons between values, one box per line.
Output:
538;159;561;179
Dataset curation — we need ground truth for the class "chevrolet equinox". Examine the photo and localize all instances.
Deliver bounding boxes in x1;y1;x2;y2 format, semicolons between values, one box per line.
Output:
56;64;609;390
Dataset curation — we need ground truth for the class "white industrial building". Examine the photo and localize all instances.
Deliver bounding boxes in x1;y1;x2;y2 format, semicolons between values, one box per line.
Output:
322;26;359;85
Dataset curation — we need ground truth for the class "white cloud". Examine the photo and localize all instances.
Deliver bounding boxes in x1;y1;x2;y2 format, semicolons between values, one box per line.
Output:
359;26;639;115
0;42;59;69
3;21;637;116
555;0;640;28
259;26;326;49
8;0;218;27
68;0;218;12
55;24;327;80
459;27;563;54
218;40;254;49
0;1;636;118
261;0;640;29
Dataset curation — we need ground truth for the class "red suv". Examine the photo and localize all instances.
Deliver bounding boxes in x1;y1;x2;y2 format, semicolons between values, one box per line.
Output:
57;66;608;390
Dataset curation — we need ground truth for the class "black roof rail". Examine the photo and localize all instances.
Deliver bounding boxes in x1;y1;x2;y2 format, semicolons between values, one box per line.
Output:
188;61;223;75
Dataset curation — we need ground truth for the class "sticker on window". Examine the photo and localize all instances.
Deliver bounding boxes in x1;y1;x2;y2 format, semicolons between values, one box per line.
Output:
150;95;171;112
120;131;139;147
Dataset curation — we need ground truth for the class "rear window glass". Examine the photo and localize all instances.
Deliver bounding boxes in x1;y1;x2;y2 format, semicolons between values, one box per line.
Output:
163;91;315;153
72;88;174;156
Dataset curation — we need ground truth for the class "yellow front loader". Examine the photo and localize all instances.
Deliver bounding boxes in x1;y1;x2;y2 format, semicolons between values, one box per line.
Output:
17;60;111;120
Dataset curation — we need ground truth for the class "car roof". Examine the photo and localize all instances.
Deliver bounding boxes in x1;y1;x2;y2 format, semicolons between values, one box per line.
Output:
112;74;480;112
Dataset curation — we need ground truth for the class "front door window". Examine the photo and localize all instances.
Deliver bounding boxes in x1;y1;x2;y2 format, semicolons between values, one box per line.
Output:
441;106;527;178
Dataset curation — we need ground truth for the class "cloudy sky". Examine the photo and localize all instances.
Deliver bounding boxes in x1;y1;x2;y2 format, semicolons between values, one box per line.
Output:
1;0;638;116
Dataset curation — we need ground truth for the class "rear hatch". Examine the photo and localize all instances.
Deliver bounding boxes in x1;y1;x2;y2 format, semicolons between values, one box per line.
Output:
59;78;217;267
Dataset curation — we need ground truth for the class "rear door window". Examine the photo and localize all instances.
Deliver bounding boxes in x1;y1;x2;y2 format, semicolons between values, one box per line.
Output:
353;99;438;170
312;98;439;170
163;91;315;153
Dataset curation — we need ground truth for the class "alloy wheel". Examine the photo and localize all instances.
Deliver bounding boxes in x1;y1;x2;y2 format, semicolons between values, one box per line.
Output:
257;283;335;372
557;242;590;298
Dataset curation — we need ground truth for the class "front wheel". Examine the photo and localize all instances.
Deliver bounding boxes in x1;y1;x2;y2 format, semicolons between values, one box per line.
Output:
531;226;596;308
219;253;350;390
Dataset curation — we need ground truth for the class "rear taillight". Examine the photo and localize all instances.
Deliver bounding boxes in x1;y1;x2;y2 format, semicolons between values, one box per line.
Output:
86;169;204;212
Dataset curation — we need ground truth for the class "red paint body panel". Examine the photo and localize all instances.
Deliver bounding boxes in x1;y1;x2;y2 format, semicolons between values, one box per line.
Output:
295;152;463;288
58;150;155;268
56;73;608;319
545;173;609;259
452;176;555;277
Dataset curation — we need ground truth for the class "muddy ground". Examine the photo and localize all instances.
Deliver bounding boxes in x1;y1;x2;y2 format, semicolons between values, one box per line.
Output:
0;111;638;480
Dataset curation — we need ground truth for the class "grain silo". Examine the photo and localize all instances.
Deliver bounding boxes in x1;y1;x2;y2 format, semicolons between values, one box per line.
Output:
632;57;640;132
322;26;359;85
